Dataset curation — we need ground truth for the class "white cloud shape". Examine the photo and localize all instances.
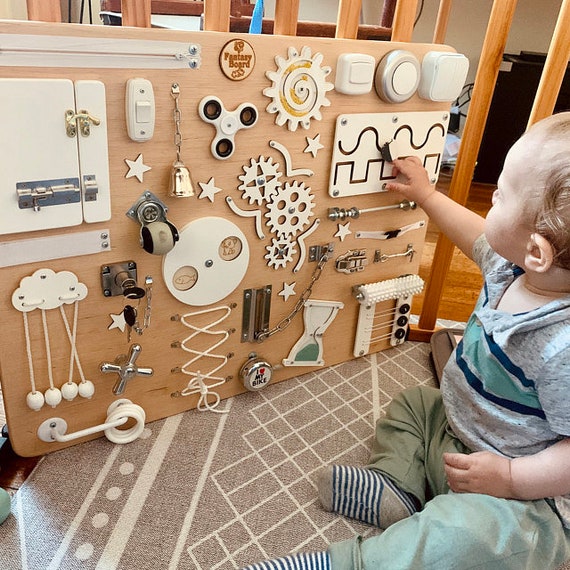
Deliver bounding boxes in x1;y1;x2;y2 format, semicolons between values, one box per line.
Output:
12;268;88;312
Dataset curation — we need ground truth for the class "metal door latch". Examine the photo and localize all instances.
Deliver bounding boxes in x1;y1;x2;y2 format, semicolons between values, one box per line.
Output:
65;108;101;137
374;243;416;263
335;249;368;274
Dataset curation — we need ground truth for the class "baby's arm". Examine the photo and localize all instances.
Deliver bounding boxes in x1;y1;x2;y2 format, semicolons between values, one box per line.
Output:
386;157;485;261
444;439;570;500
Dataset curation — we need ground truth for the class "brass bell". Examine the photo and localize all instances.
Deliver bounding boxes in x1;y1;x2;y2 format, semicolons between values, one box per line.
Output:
169;160;195;198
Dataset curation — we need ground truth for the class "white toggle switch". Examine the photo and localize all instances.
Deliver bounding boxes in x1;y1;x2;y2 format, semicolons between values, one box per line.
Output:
135;101;152;123
126;78;155;142
335;53;376;95
418;52;469;102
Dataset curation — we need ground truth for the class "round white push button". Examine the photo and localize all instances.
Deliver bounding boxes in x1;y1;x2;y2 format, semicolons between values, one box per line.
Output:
374;50;420;103
392;61;420;95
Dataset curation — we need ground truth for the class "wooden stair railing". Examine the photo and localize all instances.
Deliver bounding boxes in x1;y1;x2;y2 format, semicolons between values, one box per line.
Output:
411;0;519;340
98;0;397;40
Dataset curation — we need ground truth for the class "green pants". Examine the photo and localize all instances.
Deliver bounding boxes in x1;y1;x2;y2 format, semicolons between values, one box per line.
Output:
329;386;570;569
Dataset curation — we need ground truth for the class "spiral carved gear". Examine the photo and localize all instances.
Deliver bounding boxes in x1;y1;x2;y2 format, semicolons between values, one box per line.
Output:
264;235;297;269
265;181;315;238
238;155;282;205
264;46;333;132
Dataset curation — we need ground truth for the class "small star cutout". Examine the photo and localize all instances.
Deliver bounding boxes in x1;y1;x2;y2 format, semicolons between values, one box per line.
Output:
108;312;127;333
304;134;324;158
125;153;151;183
279;282;296;302
198;177;222;202
335;222;352;242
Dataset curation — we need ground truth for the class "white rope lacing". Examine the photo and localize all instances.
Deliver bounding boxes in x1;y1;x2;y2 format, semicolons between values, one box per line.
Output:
178;306;231;414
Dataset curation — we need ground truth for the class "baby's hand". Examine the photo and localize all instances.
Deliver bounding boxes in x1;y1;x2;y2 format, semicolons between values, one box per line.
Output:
443;451;513;498
385;157;435;206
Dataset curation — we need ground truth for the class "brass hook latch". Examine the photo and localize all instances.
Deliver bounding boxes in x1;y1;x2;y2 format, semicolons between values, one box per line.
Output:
65;109;101;137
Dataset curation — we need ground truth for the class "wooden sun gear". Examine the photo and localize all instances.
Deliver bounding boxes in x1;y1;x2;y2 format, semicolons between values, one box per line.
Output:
0;16;465;457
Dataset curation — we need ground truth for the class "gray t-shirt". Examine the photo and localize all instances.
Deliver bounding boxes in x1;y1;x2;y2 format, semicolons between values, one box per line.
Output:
442;234;570;525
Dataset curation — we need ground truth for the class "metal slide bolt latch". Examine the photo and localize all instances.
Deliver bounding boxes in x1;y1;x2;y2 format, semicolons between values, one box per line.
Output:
100;344;153;395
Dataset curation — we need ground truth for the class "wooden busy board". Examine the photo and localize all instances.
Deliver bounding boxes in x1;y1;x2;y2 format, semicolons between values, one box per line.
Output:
0;19;458;456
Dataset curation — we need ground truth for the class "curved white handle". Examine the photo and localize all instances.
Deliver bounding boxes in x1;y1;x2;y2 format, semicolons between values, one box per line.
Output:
37;399;146;445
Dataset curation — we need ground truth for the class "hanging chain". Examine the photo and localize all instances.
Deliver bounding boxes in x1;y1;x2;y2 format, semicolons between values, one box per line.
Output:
134;276;153;336
171;83;182;162
256;244;334;342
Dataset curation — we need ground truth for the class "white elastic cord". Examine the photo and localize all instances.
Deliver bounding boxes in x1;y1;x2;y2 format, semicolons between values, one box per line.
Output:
41;309;55;390
22;311;37;394
178;306;231;413
367;305;409;345
59;302;87;384
62;304;75;385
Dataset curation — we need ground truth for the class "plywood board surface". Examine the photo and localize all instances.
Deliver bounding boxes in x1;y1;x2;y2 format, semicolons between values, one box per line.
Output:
0;21;453;456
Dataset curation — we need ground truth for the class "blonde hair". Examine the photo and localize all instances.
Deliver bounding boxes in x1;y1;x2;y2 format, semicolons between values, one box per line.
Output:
526;113;570;269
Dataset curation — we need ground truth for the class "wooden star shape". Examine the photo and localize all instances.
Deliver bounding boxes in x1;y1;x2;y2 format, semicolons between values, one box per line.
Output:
278;282;296;302
125;153;151;183
108;312;127;332
198;177;222;202
335;222;352;242
304;134;324;158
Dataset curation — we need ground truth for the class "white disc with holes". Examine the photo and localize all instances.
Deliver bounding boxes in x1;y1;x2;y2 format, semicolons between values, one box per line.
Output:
162;217;249;306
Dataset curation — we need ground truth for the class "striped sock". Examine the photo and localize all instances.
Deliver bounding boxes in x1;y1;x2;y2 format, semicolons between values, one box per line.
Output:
318;465;418;529
241;551;331;570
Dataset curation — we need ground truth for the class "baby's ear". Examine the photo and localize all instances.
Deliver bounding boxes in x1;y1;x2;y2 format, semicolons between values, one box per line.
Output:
525;233;555;273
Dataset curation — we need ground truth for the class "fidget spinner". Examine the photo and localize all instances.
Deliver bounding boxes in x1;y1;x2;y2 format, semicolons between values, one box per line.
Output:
198;96;258;160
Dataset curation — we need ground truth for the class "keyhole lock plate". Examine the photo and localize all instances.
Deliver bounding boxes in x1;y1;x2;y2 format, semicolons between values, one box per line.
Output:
101;261;138;297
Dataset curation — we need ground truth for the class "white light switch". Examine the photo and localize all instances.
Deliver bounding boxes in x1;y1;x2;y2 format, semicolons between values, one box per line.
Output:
335;53;375;95
418;52;469;102
126;78;155;141
135;101;152;123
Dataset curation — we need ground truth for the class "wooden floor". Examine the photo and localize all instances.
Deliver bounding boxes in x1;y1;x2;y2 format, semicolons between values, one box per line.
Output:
413;176;493;323
0;178;493;495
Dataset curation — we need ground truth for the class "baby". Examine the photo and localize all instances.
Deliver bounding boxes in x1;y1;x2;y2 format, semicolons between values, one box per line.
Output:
241;112;570;570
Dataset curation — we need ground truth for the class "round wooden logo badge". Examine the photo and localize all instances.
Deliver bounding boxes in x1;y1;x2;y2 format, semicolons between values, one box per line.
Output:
219;39;255;81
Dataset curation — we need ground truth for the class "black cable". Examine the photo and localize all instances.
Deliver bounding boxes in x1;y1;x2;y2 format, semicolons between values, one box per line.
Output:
453;83;474;118
80;0;85;24
414;0;425;27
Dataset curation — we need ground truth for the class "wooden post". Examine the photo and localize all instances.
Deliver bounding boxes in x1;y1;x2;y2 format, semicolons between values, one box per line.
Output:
433;0;453;44
527;0;570;127
274;0;300;36
414;0;519;335
26;0;62;22
121;0;152;27
204;0;231;32
336;0;362;40
391;0;418;42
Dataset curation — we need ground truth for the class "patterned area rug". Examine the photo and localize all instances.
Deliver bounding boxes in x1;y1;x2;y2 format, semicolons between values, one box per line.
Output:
1;342;437;569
